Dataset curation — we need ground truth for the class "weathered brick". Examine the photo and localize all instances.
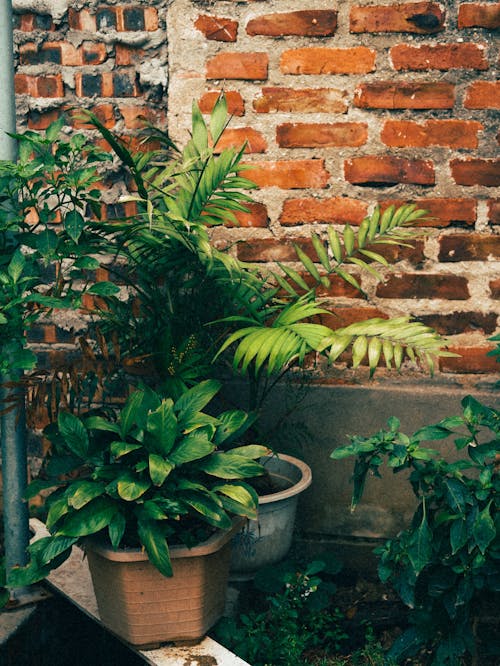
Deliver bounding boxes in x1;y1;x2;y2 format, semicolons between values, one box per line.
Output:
19;42;62;65
198;91;245;116
68;9;96;31
75;72;140;98
236;237;316;262
280;47;376;75
70;104;116;129
416;312;497;335
345;156;435;186
195;15;238;42
369;242;425;265
439;233;500;261
381;120;483;149
490;278;500;298
458;3;500;29
16;13;56;32
214;128;267;153
376;274;470;299
27;108;63;130
81;42;108;65
119;105;166;129
15;74;64;98
115;45;147;66
231;202;269;228
450;159;500;187
322;307;388;330
391;43;488;71
379;198;476;227
280;197;368;226
246;10;337;37
354;82;454;109
242;160;330;189
439;346;498;373
206;53;268;80
277;122;368;148
96;8;117;30
253;87;347;114
464;81;500;109
488;199;500;225
350;2;445;33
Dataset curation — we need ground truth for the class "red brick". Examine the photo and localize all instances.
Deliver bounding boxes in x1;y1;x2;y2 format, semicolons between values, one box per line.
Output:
206;53;268;80
439;346;498;374
232;202;269;228
246;10;337;37
280;47;376;75
379;198;476;227
293;274;363;299
280;197;368;226
15;74;64;98
416;312;497;335
354;82;454;109
81;42;108;65
373;242;425;265
75;72;140;98
242;160;330;189
214;128;267;154
70;104;116;129
253;87;348;114
195;15;238;42
391;43;488;71
27;108;63;130
16;13;56;32
381;120;482;149
119;106;166;129
68;9;96;31
198;91;245;116
236;237;316;262
322;307;388;330
19;41;107;67
458;3;500;29
350;2;445;33
464;81;500;109
439;233;500;261
115;45;147;66
376;274;469;299
488;199;500;224
345;156;435;186
277;122;368;148
490;278;500;298
450;159;500;187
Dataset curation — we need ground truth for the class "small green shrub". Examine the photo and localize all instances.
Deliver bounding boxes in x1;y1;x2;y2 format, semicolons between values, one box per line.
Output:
214;557;347;666
332;396;500;665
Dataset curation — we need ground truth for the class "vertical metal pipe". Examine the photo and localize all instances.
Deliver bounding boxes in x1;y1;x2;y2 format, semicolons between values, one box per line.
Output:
0;1;30;583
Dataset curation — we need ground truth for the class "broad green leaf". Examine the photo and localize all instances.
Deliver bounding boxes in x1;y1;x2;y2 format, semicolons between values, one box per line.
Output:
37;535;78;565
181;490;232;529
209;93;228;145
198;452;265;479
46;497;70;530
444;478;469;512
228;444;269;460
110;440;142;458
327;227;342;263
213;482;259;519
87;281;120;296
45;115;65;141
149;453;174;486
64;210;85;243
84;416;121;434
146;399;177;455
35;229;58;257
108;511;126;549
138;520;172;578
116;472;151;501
57;497;117;537
58;411;89;458
213;410;256;446
343;224;355;255
66;480;105;510
175;379;221;422
450;517;468;555
169;432;215;465
407;505;432;575
7;248;25;283
472;502;495;554
352;335;368;368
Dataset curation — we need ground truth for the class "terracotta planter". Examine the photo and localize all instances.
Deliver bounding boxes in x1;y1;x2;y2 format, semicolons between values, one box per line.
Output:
85;519;242;648
230;453;312;578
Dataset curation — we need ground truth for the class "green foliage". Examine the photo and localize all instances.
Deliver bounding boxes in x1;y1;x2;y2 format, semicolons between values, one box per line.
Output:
9;380;267;584
214;557;347;666
216;204;452;386
332;396;500;664
0;118;111;373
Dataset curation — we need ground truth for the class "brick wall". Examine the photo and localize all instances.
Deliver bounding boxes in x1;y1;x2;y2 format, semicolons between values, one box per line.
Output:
12;0;500;388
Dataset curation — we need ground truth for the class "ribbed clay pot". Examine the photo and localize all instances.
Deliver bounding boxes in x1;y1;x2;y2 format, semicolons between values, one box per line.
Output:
85;519;242;648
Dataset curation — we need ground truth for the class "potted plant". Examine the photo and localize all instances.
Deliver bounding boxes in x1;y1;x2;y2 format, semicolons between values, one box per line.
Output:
9;379;268;647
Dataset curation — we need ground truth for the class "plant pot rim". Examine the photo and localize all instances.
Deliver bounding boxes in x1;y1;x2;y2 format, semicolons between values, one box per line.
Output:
83;516;245;563
258;453;312;505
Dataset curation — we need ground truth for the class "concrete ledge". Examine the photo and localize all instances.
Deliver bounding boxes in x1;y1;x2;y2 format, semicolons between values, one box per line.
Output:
31;520;249;666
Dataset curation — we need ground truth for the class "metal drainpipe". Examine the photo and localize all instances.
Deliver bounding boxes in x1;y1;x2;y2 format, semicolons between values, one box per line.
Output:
0;0;30;593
